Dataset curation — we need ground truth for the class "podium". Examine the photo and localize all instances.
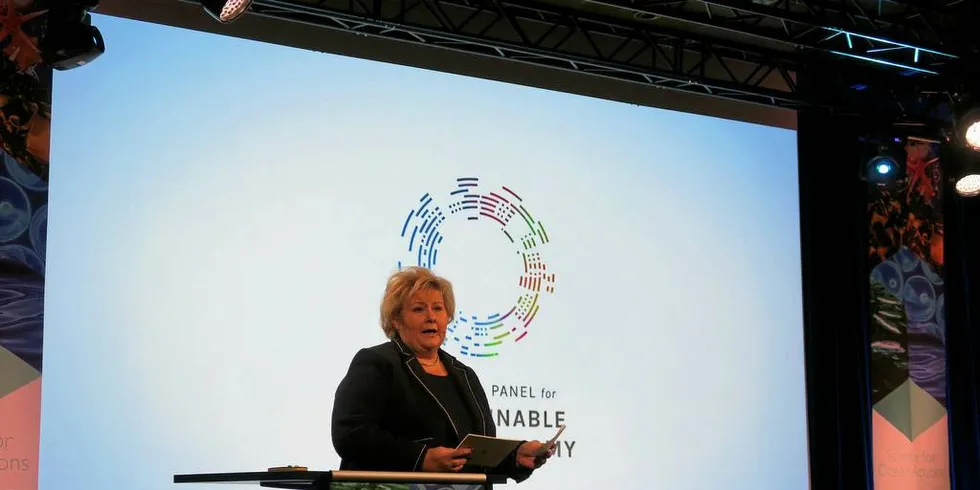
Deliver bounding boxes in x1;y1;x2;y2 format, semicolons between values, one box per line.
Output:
173;470;508;489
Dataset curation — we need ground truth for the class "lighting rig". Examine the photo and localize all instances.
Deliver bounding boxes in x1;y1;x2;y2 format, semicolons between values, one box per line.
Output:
201;1;980;195
41;0;105;70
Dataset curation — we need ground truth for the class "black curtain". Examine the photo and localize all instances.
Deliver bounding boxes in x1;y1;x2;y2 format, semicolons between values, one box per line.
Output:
797;109;874;490
943;146;980;490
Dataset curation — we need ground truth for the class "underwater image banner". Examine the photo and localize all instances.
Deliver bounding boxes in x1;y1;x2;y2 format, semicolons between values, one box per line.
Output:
868;140;949;490
0;2;52;490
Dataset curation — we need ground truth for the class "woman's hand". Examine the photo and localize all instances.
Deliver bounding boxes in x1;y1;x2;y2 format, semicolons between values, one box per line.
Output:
516;441;555;469
422;446;472;472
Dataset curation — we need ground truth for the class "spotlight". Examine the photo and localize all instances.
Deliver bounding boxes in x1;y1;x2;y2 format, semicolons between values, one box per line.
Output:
946;145;980;198
861;138;906;187
958;109;980;151
871;157;897;177
41;0;104;71
955;174;980;197
866;155;901;185
202;0;253;23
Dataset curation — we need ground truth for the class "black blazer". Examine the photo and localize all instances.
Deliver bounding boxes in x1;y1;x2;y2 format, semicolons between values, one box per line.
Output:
331;337;533;482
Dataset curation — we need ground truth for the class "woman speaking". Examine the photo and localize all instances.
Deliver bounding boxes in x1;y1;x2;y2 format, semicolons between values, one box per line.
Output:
331;267;553;482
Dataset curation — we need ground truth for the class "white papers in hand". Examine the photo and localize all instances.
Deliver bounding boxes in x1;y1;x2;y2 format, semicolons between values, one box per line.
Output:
533;424;566;457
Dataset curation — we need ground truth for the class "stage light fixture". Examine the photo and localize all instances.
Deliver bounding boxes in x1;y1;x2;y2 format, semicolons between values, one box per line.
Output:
942;143;980;198
867;155;899;182
952;150;980;198
874;157;896;176
202;0;253;23
861;137;906;187
959;110;980;151
41;0;104;71
955;174;980;197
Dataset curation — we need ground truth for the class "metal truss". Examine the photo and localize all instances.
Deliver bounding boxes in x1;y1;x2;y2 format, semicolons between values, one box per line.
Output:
185;0;976;122
238;0;812;110
585;0;974;77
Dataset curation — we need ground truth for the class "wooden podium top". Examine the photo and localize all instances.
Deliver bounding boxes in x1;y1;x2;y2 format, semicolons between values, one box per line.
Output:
174;470;505;489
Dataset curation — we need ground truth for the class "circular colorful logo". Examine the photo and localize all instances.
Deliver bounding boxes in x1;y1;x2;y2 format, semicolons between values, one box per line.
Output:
396;177;556;357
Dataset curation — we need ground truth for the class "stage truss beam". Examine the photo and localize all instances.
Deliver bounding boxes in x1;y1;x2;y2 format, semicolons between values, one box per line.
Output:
189;0;975;123
584;0;970;76
250;0;810;109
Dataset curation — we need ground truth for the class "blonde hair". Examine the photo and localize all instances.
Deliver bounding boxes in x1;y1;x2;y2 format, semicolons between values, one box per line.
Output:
380;267;456;338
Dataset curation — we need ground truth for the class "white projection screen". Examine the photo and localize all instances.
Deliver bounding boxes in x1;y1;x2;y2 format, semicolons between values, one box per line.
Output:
39;13;809;490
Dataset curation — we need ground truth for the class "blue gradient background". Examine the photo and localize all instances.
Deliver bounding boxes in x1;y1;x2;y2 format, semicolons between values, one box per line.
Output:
39;13;808;490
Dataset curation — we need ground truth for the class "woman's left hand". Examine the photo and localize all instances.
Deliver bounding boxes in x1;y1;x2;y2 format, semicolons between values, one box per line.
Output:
516;440;555;469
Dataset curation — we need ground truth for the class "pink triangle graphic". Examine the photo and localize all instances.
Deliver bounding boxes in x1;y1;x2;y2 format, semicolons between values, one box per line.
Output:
0;377;40;490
